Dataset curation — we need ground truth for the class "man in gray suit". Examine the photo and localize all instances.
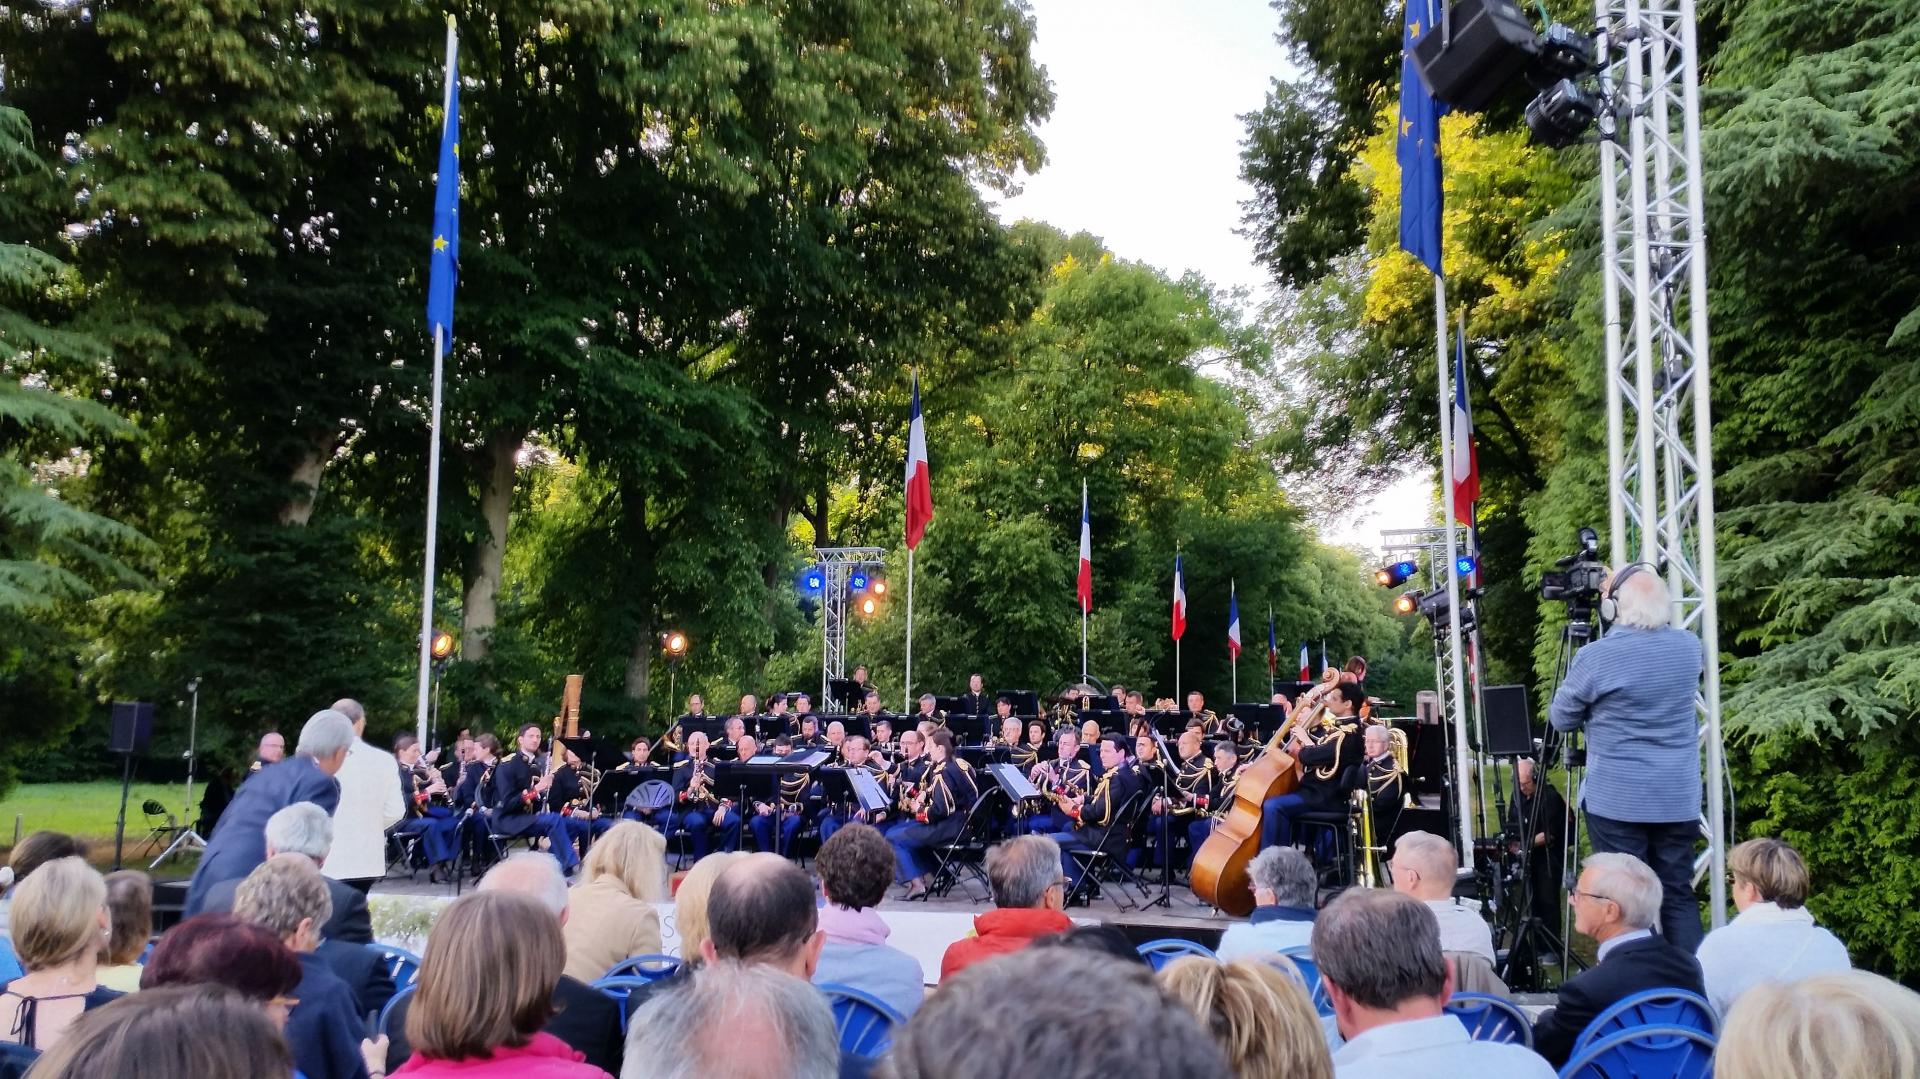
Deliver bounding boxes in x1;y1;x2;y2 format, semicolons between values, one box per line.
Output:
185;710;353;916
1550;565;1705;948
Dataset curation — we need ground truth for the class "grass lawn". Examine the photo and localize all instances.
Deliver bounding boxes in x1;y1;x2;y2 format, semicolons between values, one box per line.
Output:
0;781;204;872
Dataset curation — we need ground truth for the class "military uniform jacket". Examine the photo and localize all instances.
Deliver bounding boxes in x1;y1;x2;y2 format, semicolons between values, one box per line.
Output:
956;692;990;716
1171;754;1213;816
490;752;549;837
1295;718;1361;809
1036;755;1091;798
920;759;975;826
673;756;723;806
1075;765;1141;851
1207;766;1242;821
891;756;932;813
1364;752;1403;815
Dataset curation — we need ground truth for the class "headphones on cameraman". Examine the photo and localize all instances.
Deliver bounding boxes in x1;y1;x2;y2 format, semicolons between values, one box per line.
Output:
1597;562;1655;625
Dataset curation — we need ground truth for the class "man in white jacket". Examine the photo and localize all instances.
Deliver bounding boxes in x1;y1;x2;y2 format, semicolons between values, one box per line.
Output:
320;697;406;892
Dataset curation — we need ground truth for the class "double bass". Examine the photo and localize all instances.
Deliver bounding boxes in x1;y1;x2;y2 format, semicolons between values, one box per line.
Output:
1190;668;1340;916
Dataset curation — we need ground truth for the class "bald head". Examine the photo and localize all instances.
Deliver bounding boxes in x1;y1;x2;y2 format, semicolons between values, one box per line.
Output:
1388;831;1458;901
329;698;366;734
702;853;823;977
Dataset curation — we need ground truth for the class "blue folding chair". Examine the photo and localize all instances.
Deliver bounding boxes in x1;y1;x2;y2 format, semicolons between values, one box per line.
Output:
369;943;423;988
1559;1024;1716;1079
592;975;656;1033
1277;946;1334;1018
1574;987;1717;1055
819;983;906;1057
603;953;683;982
377;984;417;1037
1444;992;1534;1049
1135;938;1218;971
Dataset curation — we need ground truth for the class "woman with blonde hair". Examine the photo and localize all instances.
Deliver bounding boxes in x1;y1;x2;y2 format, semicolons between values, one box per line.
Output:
1717;970;1920;1079
560;821;668;983
0;857;118;1053
1157;955;1333;1079
673;850;750;964
393;890;603;1077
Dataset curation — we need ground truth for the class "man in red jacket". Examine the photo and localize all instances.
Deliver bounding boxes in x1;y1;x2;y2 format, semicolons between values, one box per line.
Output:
940;835;1074;979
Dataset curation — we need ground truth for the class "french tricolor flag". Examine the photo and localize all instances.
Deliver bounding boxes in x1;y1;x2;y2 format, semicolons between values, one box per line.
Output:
904;371;933;550
1452;334;1480;525
1298;643;1310;682
1076;481;1092;613
1227;581;1241;661
1171;555;1187;641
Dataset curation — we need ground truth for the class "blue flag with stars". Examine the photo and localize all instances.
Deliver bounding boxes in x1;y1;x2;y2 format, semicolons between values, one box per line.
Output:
426;27;460;341
1398;0;1445;276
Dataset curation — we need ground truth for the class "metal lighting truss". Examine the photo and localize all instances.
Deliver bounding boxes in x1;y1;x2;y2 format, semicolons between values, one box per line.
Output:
815;547;887;709
1593;0;1728;925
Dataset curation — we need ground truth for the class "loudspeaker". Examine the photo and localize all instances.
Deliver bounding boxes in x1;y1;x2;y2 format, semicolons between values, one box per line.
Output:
1483;684;1536;757
110;701;154;754
1411;0;1540;112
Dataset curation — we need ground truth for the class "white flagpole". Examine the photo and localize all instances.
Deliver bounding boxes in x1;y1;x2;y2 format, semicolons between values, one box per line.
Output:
1230;580;1238;705
904;548;915;715
413;23;456;749
1435;274;1474;870
1081;608;1088;688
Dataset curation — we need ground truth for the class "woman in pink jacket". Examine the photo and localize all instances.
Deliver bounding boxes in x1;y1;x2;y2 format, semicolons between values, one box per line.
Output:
392;891;605;1078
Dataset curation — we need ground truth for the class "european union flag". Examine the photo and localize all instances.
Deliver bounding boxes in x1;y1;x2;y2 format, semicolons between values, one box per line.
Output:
426;26;460;342
1398;0;1445;276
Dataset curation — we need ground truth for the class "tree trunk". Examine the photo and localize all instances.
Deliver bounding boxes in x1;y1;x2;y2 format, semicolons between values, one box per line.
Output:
621;487;657;719
460;428;520;662
277;434;331;526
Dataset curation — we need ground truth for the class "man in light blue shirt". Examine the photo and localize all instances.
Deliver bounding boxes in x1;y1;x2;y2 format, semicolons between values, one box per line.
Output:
1315;889;1555;1079
1215;846;1317;961
1550;564;1705;949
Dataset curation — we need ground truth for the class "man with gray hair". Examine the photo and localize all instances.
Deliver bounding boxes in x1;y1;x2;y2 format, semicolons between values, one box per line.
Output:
198;803;373;943
185;708;354;916
1550;564;1706;948
1531;852;1704;1066
623;961;838;1079
1215;846;1318;960
939;835;1072;978
382;851;624;1075
319;698;405;893
1388;831;1494;964
1314;889;1555;1078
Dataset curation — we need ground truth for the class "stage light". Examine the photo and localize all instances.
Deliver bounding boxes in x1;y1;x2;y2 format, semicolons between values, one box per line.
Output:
1377;560;1418;588
1525;78;1602;148
1410;0;1604;147
1395;591;1420;615
1455;555;1478;576
803;569;824;591
859;597;878;617
430;632;455;661
849;572;868;592
870;578;887;596
663;631;688;657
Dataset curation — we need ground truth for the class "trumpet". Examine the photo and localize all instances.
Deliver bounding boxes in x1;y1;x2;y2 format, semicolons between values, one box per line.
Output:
683;762;712;803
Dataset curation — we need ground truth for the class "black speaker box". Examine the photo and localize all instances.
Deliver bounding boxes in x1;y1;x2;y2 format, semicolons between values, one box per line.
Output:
1483;684;1536;757
110;701;155;754
1411;0;1540;112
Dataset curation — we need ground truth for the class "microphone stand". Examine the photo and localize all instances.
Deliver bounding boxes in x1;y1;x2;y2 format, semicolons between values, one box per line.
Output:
1144;728;1176;910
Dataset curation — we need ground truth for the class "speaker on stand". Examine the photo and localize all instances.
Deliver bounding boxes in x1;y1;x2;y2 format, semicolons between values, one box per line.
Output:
111;701;154;870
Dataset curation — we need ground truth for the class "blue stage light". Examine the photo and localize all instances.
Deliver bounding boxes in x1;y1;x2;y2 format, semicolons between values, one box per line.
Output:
849;572;868;591
803;570;824;591
1456;555;1478;576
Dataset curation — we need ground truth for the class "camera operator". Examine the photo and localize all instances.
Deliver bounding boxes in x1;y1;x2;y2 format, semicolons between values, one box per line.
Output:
1549;564;1705;949
1508;758;1573;938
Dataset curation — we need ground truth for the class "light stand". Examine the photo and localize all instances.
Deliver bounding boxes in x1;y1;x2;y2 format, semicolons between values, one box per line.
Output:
150;679;208;867
662;631;688;731
1142;729;1179;911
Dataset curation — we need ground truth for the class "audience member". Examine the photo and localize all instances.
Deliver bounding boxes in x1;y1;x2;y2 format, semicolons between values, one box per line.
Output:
561;822;667;984
186;709;353;916
384;854;623;1076
200;802;373;942
1695;837;1850;1015
1158;955;1333;1079
0;833;87;984
1314;889;1554;1078
21;985;294;1079
938;836;1072;978
320;698;406;893
139;913;303;1030
1715;970;1920;1079
233;854;381;1079
1215;846;1318;961
0;858;119;1053
699;854;823;973
1530;852;1703;1067
392;890;606;1078
882;948;1228;1079
1031;924;1150;967
672;851;750;967
1387;831;1494;965
624;961;838;1079
96;870;153;993
811;823;924;1017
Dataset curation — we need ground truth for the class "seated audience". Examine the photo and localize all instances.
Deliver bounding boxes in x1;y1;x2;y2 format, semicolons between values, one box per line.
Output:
1695;837;1850;1015
938;836;1073;978
21;985;294;1079
623;961;838;1079
0;857;120;1053
140;912;303;1031
698;854;824;976
96;870;153;993
1715;970;1920;1079
1158;955;1333;1079
233;854;382;1079
198;801;374;943
811;823;925;1017
1215;846;1319;961
1387;831;1493;965
1313;889;1555;1078
561;822;667;984
385;854;623;1076
392;890;606;1078
671;851;749;968
882;948;1229;1079
0;832;88;984
1530;852;1704;1067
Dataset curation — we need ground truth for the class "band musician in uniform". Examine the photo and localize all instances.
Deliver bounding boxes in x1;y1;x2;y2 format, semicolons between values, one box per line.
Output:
1044;734;1142;894
1260;683;1364;855
1362;725;1404;826
1184;690;1222;737
490;723;582;874
1150;729;1212;870
1186;740;1241;868
957;674;991;718
672;731;740;858
1025;731;1089;834
817;735;888;847
889;729;974;899
748;734;811;855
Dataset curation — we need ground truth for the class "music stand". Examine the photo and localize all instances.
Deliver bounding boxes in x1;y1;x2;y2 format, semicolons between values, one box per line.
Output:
827;678;865;711
997;689;1040;717
986;763;1042;805
946;714;988;745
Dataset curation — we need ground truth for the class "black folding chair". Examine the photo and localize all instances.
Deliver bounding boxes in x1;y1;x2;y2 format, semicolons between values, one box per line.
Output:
1063;791;1152;910
919;790;1002;902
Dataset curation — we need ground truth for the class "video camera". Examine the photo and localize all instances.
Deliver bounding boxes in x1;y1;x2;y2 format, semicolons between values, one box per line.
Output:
1538;526;1607;621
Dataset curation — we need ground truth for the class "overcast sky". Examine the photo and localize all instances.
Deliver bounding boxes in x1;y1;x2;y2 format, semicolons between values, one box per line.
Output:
988;0;1432;552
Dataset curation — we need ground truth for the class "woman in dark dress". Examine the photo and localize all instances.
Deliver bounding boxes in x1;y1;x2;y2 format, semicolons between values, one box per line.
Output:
0;857;121;1055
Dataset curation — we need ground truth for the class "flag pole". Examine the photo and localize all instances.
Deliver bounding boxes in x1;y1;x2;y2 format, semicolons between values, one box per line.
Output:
1460;308;1493;833
1436;274;1474;870
904;547;915;714
1081;605;1088;688
413;19;457;749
